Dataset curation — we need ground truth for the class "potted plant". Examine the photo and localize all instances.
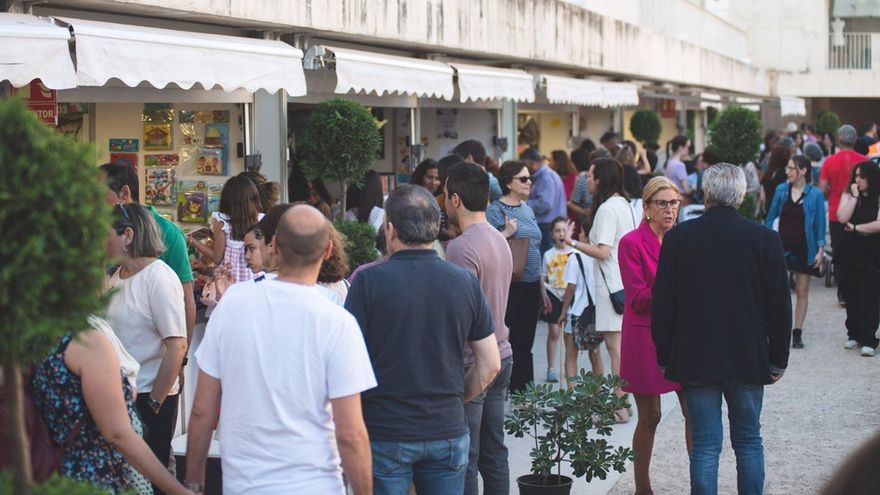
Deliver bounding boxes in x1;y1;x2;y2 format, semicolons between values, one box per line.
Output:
706;105;762;168
504;370;635;494
299;98;382;219
817;111;841;136
333;219;380;274
0;98;110;494
629;108;662;149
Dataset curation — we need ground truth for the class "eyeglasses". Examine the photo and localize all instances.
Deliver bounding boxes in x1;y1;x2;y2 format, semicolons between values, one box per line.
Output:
514;176;533;184
650;199;682;209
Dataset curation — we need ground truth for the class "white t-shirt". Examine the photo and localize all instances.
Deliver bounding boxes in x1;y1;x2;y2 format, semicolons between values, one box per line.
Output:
88;315;140;386
542;246;573;300
105;260;185;394
563;251;595;316
344;206;385;232
196;279;377;494
589;195;635;294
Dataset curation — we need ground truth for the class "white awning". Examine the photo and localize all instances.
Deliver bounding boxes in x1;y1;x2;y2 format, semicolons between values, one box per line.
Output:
62;18;306;95
699;92;723;110
304;45;454;100
535;74;604;106
0;14;76;89
780;96;807;117
450;63;534;103
601;82;640;107
735;96;762;112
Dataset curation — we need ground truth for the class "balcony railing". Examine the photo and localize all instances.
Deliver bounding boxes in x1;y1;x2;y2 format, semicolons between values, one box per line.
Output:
828;32;874;70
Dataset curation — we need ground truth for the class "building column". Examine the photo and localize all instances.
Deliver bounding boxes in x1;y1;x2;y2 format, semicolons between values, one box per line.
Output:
498;100;517;161
253;89;288;200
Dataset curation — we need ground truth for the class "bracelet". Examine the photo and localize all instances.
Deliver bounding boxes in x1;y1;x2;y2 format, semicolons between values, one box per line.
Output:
569;239;577;248
184;481;204;493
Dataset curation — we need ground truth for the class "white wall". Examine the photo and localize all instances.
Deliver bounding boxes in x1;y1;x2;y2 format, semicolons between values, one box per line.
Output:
418;107;497;161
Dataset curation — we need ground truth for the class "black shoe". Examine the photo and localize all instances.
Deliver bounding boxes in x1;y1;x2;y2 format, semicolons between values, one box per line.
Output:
792;329;804;349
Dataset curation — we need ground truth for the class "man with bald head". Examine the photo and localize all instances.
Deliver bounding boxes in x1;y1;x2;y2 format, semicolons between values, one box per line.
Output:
186;205;376;494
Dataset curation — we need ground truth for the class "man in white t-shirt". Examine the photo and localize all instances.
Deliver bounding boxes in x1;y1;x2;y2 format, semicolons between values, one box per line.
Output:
185;205;377;495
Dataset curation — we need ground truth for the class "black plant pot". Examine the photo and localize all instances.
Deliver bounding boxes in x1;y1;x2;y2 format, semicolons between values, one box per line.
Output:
516;474;574;495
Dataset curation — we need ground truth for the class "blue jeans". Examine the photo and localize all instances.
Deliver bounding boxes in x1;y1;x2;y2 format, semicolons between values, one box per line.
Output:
684;383;765;495
371;433;469;495
464;357;513;495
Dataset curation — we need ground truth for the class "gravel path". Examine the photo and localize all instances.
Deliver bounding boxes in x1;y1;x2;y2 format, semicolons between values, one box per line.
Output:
607;278;880;494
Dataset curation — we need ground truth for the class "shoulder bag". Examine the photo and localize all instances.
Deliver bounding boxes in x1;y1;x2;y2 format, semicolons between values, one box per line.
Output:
573;253;603;351
508;237;530;283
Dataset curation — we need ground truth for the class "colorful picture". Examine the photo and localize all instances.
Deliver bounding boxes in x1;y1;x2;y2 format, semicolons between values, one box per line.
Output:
109;153;138;176
143;124;172;150
197;148;223;175
109;138;139;152
178;191;207;223
145;168;175;207
142;103;173;124
204;123;229;174
144;154;179;168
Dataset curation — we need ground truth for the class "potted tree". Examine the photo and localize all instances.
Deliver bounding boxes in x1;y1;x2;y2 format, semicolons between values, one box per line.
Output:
629;108;662;149
505;370;635;494
0;98;110;494
299;98;383;219
332;219;380;274
705;105;762;220
817;111;841;137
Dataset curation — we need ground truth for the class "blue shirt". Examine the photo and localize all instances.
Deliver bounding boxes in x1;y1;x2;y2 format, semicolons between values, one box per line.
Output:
488;173;502;202
486;200;542;282
527;164;567;224
571;174;592;210
764;182;826;264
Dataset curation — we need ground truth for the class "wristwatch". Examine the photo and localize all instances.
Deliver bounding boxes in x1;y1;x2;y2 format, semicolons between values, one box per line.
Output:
569;239;578;248
148;397;162;414
184;481;204;494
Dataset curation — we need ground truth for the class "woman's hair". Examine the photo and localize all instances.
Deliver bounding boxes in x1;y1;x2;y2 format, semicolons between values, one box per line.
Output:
791;155;813;183
347;171;384;223
241;171;281;213
112;203;165;258
615;147;636;167
645;149;659;171
665;135;690;166
497;160;528;196
318;223;350;283
762;146;792;187
622;164;643;199
822;132;837;156
550;150;576;177
621;140;638;157
570;148;590;173
579;138;596;154
220;174;263;241
851;160;880;205
410;159;438;190
590;158;628;219
642;176;680;206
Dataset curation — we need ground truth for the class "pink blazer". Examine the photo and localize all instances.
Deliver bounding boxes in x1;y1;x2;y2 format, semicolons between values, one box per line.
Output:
618;221;660;328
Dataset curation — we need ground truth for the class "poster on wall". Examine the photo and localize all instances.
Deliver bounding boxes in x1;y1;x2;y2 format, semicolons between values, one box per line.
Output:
143;124;172;150
197;148;223;175
204;123;229;174
144;154;179;168
436;109;459;140
177;190;208;223
109;139;139;152
145;168;175;207
56;103;87;140
110;153;138;176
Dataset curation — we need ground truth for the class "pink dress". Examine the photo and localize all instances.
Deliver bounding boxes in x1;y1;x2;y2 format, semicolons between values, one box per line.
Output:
618;221;681;395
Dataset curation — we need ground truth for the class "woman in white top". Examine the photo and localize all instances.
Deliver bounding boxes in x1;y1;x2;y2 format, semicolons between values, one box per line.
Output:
564;158;638;423
345;170;386;232
105;203;187;482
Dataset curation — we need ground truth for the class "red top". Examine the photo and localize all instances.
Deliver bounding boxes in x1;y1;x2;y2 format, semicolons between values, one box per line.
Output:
821;150;867;222
562;173;577;198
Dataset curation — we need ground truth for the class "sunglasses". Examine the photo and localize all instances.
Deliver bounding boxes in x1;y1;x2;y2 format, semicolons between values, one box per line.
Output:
514;176;533;184
113;203;134;233
650;199;682;209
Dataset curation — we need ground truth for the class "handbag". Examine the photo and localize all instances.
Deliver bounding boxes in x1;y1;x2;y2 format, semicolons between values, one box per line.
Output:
508;237;530;283
573;253;603;351
598;265;626;315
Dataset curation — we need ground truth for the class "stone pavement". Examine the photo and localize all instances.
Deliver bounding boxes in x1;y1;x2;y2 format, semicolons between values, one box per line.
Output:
504;277;880;495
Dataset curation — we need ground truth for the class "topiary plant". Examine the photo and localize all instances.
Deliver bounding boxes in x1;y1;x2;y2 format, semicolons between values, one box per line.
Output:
0;471;123;494
333;220;379;274
629;109;662;148
0;98;110;494
817;111;841;136
300;99;382;219
706;106;762;166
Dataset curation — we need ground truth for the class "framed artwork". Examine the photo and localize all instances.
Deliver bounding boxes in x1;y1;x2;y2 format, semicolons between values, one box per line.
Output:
109;152;138;176
144;154;179;168
145;168;175;207
109;138;138;152
143;124;172;150
196;148;223;175
177;191;208;223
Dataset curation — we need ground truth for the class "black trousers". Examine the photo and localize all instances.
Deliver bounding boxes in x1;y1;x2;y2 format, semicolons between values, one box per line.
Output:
829;222;846;297
839;263;880;348
136;393;179;495
505;280;541;394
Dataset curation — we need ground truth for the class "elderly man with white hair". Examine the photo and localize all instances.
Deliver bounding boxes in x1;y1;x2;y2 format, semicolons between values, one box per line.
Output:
651;163;792;495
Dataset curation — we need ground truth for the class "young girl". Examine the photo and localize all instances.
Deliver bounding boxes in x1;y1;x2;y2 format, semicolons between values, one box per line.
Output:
192;174;264;284
541;217;573;383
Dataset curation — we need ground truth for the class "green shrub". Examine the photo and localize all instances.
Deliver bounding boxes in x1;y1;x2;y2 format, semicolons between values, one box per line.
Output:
333;220;379;274
706;106;762;166
0;471;130;494
0;98;110;492
817;111;841;136
629;109;662;147
300;99;382;218
738;193;758;221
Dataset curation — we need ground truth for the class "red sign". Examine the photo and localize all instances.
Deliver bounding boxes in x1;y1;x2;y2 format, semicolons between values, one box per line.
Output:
660;98;676;118
12;80;57;125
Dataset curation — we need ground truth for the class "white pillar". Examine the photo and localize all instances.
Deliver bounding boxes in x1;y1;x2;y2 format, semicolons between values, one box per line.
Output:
253;89;288;200
498;100;518;161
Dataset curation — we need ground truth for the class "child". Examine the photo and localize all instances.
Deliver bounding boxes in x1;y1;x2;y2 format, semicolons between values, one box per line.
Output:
558;217;602;389
248;203;294;281
198;174;263;284
541;217;573;383
243;225;266;278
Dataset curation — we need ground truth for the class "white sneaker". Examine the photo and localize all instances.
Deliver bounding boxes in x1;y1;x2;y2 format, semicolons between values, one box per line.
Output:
845;340;859;350
860;346;876;357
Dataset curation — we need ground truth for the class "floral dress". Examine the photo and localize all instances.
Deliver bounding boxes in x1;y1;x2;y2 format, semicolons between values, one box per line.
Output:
29;334;138;494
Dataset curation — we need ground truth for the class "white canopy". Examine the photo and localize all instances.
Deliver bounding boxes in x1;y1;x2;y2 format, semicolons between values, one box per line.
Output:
305;45;454;100
601;82;640;107
699;92;723;110
451;63;534;102
0;14;76;89
536;74;604;106
63;18;306;95
780;96;807;117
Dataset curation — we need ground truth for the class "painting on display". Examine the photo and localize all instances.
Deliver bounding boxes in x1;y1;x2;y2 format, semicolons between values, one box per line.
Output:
109;153;138;176
177;191;208;223
196;148;223;175
145;168;175;207
203;123;229;174
109;138;139;152
143;124;172;150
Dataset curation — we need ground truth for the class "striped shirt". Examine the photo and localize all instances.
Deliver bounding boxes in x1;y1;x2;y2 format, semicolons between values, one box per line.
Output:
486;200;542;283
571;174;592;210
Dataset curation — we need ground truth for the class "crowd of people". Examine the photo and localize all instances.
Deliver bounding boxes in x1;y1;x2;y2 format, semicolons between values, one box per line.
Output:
24;119;880;495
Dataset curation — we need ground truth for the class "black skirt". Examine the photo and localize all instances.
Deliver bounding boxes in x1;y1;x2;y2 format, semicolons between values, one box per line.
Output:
783;244;821;277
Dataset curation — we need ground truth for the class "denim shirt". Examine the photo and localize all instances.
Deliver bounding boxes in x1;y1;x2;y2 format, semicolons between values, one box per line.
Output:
764;182;826;263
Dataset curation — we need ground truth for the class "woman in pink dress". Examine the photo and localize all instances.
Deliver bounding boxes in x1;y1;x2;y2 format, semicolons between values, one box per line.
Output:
618;176;692;495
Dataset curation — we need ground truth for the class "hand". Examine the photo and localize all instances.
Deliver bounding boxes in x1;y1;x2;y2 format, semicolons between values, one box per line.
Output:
541;291;552;315
557;313;568;329
844;222;855;232
503;215;518;238
564;220;575;245
812;250;824;268
851;183;860;196
213;265;234;300
769;373;783;384
209;217;223;233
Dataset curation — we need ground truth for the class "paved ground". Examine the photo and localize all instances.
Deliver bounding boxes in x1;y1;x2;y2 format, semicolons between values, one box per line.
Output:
506;278;880;494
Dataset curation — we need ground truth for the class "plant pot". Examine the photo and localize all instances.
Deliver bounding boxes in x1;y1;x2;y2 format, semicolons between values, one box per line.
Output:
516;474;574;495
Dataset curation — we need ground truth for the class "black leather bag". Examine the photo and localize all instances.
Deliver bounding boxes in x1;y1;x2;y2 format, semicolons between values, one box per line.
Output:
598;265;626;315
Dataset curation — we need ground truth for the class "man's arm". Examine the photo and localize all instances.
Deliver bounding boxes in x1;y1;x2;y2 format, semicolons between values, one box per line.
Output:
182;282;196;345
185;371;221;489
528;176;552;217
651;235;677;369
764;234;792;377
331;394;372;495
464;335;501;403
